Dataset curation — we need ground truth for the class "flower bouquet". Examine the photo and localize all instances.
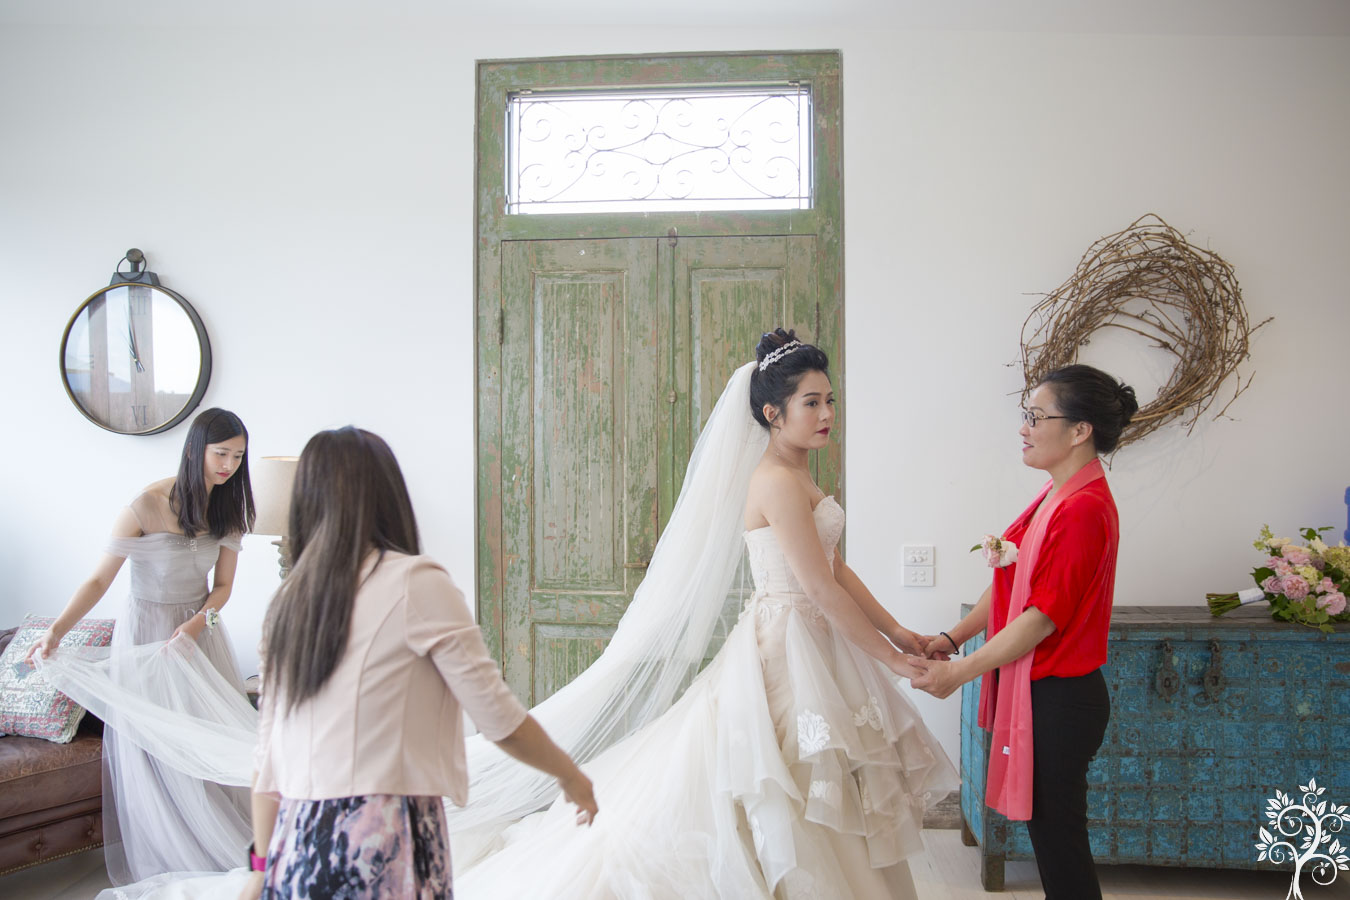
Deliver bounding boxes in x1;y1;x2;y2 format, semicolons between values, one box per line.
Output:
1207;525;1350;632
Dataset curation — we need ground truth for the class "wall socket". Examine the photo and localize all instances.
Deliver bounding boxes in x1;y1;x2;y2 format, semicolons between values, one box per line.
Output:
903;544;935;566
903;565;935;587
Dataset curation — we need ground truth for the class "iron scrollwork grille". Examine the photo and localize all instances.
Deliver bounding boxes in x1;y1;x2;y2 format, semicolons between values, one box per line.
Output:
506;85;812;215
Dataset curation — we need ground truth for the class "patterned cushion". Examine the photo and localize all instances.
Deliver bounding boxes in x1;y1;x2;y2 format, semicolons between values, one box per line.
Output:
0;615;115;743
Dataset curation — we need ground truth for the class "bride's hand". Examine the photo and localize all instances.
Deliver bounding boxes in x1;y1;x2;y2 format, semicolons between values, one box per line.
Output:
910;657;964;700
886;652;923;681
888;626;922;656
916;634;952;661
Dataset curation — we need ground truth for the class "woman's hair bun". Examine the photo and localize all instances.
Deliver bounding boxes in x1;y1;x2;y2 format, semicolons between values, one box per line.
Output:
755;328;799;364
1037;364;1137;455
1117;384;1140;422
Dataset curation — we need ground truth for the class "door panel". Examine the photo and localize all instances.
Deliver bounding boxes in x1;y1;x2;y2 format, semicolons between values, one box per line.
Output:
495;233;829;704
666;235;822;515
500;238;661;703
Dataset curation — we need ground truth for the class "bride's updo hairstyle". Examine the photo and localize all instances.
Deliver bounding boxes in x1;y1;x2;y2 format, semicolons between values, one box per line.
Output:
1038;364;1140;455
749;327;830;430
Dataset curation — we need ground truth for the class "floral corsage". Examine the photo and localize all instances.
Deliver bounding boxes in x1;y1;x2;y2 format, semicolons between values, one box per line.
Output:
971;534;1018;568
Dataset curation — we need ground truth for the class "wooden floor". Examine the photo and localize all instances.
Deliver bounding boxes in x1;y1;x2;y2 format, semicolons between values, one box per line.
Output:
2;831;1346;898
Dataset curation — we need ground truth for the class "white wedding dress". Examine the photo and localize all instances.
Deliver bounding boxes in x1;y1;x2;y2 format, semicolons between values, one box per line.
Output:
453;495;954;899
40;361;955;900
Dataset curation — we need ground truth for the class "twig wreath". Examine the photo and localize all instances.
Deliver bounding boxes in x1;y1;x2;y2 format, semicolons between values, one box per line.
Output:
1020;213;1271;451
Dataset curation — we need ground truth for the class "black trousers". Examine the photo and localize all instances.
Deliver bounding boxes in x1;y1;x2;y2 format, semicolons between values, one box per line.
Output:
1026;669;1111;900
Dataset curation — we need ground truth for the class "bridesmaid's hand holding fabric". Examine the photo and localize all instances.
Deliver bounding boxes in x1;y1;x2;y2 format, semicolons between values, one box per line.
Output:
24;628;62;663
171;613;207;643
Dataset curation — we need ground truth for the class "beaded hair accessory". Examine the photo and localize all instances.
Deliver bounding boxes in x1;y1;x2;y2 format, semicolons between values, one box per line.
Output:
757;340;803;372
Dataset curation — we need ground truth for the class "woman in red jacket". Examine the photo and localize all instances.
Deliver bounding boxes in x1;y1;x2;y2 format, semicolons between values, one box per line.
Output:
912;364;1137;900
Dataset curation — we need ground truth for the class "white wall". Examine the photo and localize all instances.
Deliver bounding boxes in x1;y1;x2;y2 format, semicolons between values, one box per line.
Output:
2;7;1347;765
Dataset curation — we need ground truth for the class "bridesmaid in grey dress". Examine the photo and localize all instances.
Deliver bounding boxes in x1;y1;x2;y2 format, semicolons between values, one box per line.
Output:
28;408;257;884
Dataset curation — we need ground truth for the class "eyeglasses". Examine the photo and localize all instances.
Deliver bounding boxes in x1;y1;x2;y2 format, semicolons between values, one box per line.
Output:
1020;408;1071;428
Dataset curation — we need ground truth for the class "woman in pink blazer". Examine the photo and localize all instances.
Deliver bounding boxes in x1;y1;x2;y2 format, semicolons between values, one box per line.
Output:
241;427;597;899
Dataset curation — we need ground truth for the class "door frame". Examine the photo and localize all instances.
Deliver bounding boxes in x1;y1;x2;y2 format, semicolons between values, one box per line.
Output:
475;51;845;667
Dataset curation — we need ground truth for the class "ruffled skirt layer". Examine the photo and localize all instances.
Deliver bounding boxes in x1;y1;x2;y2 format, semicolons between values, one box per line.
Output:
452;598;955;899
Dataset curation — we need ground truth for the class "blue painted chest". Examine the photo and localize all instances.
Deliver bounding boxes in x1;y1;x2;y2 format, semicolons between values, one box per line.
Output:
959;604;1350;890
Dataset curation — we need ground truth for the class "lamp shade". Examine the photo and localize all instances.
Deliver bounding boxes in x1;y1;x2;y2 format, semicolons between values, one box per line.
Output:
252;456;299;536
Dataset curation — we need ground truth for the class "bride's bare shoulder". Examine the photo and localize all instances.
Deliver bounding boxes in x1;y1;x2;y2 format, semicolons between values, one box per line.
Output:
745;461;813;524
748;459;806;494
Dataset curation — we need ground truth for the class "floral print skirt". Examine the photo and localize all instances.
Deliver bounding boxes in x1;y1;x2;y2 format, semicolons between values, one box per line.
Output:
262;794;452;899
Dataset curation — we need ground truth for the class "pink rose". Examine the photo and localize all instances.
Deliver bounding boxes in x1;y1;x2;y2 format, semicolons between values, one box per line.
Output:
1269;557;1293;576
1261;575;1282;594
1325;592;1347;616
1321;577;1338;593
1282;545;1313;566
1281;574;1310;601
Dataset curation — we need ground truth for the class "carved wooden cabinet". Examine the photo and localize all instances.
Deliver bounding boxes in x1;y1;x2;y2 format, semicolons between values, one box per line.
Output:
959;604;1350;890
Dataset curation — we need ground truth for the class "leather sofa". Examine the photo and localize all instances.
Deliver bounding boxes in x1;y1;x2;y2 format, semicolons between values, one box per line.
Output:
0;626;104;875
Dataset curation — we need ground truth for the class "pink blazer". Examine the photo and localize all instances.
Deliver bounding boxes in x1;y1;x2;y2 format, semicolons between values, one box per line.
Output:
254;552;527;805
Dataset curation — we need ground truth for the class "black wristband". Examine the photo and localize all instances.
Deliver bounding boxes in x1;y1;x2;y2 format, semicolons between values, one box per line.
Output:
940;631;960;655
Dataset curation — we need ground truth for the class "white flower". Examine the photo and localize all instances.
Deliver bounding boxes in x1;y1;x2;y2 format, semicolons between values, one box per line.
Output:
797;709;831;757
852;695;883;731
809;779;841;807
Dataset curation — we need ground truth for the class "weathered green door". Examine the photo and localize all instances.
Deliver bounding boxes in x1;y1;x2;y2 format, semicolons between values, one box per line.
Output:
477;52;843;705
497;234;822;703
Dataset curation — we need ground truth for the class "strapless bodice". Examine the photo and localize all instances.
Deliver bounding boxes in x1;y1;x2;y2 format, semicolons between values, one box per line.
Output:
742;496;845;599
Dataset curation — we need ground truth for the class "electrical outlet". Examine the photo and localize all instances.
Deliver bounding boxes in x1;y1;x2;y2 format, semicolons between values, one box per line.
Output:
903;565;935;587
903;544;935;566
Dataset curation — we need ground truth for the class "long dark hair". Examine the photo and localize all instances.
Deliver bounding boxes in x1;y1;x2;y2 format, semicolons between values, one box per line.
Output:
1039;365;1140;455
171;408;255;539
748;328;830;429
262;427;421;711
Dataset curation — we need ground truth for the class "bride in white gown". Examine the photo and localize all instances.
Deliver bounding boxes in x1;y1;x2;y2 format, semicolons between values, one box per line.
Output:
40;329;954;900
448;329;955;899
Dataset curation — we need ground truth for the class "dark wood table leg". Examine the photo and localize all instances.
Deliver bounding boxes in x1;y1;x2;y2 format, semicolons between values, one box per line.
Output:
979;849;1006;892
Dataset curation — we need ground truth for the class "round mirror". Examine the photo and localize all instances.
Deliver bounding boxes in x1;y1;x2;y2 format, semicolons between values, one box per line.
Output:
60;281;212;435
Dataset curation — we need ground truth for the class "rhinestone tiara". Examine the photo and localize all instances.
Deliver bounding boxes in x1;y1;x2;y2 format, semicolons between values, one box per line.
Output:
757;340;803;372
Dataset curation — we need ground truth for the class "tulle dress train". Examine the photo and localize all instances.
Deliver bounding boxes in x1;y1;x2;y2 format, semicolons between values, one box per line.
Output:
452;497;956;899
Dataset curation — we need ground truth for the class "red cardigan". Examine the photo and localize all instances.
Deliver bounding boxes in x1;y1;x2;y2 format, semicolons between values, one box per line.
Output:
989;478;1120;680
